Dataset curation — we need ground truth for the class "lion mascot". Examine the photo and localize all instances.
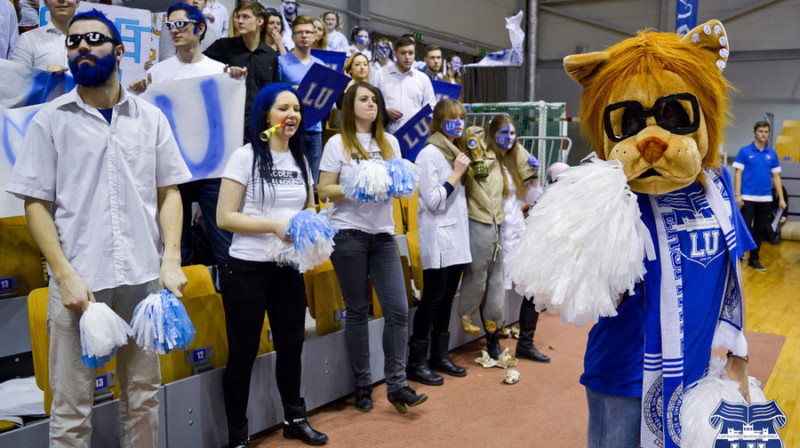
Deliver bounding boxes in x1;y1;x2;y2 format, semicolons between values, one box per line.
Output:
508;20;772;447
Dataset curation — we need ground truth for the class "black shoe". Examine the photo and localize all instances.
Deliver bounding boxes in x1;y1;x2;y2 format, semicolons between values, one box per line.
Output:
228;424;250;448
354;386;373;412
748;259;767;271
407;339;444;385
429;332;466;377
229;439;250;448
283;400;329;446
516;300;550;362
516;341;551;363
486;331;501;360
387;386;428;414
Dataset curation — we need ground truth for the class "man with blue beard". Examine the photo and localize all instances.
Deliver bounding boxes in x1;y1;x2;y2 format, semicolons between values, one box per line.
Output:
6;9;191;448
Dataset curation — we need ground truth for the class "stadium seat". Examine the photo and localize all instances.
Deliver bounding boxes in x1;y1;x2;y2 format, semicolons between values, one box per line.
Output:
27;287;121;415
776;135;800;162
0;216;47;298
304;260;346;337
404;192;424;293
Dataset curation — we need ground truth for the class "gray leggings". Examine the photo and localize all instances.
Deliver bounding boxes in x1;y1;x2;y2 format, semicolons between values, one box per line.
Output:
330;229;409;393
458;219;505;322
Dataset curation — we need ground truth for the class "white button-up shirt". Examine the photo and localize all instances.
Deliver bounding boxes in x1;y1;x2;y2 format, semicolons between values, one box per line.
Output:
203;0;229;38
6;87;192;291
376;63;436;134
10;24;68;70
415;143;471;269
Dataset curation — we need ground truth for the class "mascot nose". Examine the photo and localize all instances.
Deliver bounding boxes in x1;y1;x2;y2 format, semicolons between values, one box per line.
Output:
636;137;668;164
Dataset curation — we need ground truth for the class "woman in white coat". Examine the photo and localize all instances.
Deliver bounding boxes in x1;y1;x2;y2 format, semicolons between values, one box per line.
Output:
407;99;473;385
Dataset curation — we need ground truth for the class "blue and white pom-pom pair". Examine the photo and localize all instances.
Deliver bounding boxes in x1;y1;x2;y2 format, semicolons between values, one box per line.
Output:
80;302;132;368
343;158;420;202
265;207;338;273
130;289;196;354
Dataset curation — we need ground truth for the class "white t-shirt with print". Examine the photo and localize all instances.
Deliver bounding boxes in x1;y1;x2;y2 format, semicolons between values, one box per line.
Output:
222;144;313;262
320;132;400;234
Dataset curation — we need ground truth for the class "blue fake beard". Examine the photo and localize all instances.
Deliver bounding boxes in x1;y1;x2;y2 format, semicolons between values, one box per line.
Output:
377;44;391;59
283;2;297;20
69;52;117;88
443;118;464;138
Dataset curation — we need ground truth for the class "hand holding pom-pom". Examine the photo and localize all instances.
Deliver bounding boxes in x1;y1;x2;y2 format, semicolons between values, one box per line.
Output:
130;290;196;354
80;302;132;368
343;158;392;202
386;158;421;198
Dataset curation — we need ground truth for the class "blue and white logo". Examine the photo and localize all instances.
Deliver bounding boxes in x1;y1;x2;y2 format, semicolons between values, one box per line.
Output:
710;400;786;447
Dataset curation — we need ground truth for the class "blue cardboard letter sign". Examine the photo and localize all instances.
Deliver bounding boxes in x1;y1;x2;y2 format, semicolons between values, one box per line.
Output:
297;64;350;130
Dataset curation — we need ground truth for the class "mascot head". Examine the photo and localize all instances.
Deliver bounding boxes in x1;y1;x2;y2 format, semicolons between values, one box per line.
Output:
564;20;732;194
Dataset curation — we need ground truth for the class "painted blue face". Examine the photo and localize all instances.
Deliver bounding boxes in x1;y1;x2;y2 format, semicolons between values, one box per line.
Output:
496;124;516;150
377;42;391;59
449;57;462;72
356;31;369;47
443;118;464;138
68;52;117;87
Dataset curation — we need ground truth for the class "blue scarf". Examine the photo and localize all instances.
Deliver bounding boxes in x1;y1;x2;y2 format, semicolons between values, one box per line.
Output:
640;169;748;448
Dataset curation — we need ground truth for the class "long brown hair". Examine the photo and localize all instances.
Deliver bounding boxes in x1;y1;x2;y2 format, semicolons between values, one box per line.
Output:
430;99;472;186
340;82;394;161
312;18;328;50
488;114;526;199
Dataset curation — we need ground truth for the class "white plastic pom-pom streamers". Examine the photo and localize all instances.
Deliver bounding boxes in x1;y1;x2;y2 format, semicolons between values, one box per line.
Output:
681;357;767;448
343;158;392;202
130;292;164;353
507;158;654;327
80;302;132;361
262;209;337;273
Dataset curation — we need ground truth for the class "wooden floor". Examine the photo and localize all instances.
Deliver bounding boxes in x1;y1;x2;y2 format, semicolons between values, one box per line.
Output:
742;239;800;446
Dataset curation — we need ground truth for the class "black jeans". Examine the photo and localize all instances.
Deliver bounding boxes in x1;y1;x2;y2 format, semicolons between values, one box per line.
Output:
412;264;465;341
179;178;233;270
221;257;307;431
330;229;409;392
741;200;771;261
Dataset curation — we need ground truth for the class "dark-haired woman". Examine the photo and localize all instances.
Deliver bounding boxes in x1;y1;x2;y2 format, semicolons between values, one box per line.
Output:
217;84;328;447
407;99;472;386
318;82;428;414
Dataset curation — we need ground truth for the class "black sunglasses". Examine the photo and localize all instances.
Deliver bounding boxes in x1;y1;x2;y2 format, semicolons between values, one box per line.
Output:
603;92;700;143
65;32;116;49
165;19;198;30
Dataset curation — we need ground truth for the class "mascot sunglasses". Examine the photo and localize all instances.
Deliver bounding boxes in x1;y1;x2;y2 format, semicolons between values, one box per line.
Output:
603;92;700;143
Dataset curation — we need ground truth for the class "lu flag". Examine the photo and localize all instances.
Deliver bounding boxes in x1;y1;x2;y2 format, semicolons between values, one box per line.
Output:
297;63;350;130
465;10;525;68
138;73;246;181
432;80;462;102
676;0;699;35
311;49;348;73
393;105;433;162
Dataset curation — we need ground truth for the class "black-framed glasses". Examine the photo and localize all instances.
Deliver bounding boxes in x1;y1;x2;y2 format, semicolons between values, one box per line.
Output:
165;19;198;30
65;32;115;49
603;92;700;143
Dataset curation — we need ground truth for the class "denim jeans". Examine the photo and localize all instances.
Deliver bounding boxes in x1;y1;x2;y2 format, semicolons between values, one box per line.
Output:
412;264;465;340
330;229;409;393
305;131;323;185
586;387;641;448
179;178;233;270
221;257;308;432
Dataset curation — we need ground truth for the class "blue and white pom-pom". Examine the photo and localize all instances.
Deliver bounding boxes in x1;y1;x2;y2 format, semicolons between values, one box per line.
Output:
130;289;196;354
80;302;132;368
507;157;655;327
386;158;421;198
286;208;338;272
343;158;392;202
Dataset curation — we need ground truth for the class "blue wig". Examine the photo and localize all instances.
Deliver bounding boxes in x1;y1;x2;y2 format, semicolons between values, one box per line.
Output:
70;9;122;45
249;83;309;200
166;2;207;41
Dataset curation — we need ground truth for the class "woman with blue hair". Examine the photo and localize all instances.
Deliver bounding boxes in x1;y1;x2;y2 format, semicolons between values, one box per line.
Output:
217;83;328;447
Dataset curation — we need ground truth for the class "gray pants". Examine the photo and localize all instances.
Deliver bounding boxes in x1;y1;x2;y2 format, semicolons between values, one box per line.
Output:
330;229;409;393
459;219;505;323
47;278;161;448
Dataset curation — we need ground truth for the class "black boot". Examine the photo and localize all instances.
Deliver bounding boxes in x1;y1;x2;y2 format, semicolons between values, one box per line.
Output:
387;386;428;414
429;332;466;377
228;424;250;448
516;299;550;363
486;330;501;360
354;386;373;412
407;339;444;385
283;399;329;446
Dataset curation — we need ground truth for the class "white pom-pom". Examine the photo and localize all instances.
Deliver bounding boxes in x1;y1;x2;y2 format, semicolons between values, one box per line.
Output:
343;158;392;202
681;357;767;447
80;302;132;367
507;158;653;326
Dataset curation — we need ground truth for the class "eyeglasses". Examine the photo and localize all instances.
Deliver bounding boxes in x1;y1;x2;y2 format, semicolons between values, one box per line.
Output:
65;32;115;49
165;19;198;30
603;92;700;143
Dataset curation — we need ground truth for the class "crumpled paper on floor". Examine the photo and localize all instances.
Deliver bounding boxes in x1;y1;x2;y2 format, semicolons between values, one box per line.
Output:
474;348;519;369
503;368;521;384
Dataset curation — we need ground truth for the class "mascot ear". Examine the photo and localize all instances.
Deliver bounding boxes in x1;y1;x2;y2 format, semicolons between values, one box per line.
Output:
563;52;609;86
680;19;730;71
